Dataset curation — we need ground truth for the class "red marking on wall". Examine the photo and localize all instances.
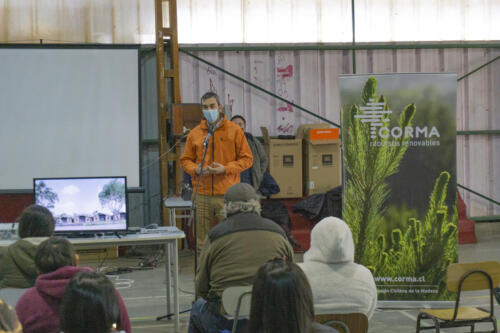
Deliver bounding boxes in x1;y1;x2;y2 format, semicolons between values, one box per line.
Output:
277;103;294;112
277;123;294;134
277;64;293;79
227;93;235;113
209;78;218;94
275;58;295;134
206;66;216;75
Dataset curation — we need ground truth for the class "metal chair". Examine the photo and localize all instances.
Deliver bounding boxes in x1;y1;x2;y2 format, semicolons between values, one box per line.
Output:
416;261;500;333
315;313;369;333
221;285;252;333
0;288;28;307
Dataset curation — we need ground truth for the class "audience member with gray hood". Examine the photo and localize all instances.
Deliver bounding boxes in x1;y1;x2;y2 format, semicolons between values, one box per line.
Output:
298;217;377;319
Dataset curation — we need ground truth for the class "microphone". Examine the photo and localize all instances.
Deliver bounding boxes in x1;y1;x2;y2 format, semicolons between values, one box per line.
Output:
203;127;213;147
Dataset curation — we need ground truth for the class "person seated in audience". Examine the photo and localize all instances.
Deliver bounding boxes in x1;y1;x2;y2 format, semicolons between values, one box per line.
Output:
15;237;131;333
231;115;268;191
60;271;129;333
0;298;22;333
298;217;377;319
0;204;55;288
247;258;338;333
189;183;294;333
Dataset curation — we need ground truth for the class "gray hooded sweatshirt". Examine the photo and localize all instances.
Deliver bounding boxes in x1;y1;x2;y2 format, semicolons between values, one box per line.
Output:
298;217;377;319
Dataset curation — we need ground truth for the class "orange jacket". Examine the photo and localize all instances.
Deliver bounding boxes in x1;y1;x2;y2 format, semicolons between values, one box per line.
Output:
180;115;253;196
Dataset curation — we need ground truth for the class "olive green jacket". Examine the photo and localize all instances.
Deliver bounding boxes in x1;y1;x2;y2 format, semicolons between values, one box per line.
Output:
195;212;293;308
0;237;46;288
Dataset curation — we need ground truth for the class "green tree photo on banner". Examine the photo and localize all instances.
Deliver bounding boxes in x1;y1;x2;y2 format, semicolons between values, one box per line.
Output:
342;75;457;300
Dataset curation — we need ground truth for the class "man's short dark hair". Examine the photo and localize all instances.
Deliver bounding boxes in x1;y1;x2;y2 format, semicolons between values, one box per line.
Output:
17;204;55;238
201;91;221;106
35;237;76;274
230;115;246;125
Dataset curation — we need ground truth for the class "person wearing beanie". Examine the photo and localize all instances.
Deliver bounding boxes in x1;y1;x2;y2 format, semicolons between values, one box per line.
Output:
188;183;294;333
298;217;377;319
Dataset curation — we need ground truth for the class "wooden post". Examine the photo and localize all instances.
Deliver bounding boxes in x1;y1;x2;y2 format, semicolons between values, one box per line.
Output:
154;0;182;227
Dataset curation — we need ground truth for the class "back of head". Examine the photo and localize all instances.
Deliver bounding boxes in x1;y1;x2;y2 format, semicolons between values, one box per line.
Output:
247;259;314;333
17;204;55;239
304;217;355;264
60;271;121;333
0;299;22;333
35;237;76;274
222;183;261;218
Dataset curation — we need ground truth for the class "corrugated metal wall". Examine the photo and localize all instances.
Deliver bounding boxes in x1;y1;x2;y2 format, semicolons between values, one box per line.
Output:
1;0;498;44
0;0;156;44
179;48;500;217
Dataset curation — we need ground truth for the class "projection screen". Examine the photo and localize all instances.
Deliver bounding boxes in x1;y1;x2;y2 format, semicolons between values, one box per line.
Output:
0;47;140;190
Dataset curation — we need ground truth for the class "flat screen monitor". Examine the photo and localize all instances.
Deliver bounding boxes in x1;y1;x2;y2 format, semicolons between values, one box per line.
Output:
34;176;128;233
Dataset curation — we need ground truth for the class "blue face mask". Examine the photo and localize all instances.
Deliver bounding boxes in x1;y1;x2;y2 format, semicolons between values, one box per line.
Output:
203;109;219;123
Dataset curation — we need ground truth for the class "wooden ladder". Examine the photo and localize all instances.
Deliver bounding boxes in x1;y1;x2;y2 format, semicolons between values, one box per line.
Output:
154;0;181;226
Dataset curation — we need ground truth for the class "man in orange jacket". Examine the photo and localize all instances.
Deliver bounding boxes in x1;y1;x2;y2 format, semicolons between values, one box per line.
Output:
180;91;253;254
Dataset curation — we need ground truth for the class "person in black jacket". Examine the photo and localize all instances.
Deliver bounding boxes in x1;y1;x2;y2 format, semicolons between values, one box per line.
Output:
231;115;268;192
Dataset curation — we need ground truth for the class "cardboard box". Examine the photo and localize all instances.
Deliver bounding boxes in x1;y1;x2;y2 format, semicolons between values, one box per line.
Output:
76;246;118;261
302;126;342;196
261;127;302;198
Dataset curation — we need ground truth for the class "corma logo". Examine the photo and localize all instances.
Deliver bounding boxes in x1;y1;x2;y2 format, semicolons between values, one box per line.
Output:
354;98;391;139
354;99;440;140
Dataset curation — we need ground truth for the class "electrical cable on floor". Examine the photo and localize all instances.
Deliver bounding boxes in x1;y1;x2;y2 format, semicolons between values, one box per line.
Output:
96;249;109;271
89;247;198;296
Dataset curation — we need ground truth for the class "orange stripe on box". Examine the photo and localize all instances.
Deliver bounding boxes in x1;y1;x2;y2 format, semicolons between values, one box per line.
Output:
309;128;339;140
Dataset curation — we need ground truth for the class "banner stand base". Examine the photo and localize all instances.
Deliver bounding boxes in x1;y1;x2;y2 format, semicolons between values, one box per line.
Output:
377;301;455;309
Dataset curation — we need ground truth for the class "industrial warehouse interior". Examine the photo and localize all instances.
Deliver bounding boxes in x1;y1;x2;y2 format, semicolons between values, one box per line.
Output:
0;1;499;333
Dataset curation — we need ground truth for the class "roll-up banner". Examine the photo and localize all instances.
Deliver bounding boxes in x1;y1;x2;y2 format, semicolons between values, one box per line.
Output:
339;73;457;301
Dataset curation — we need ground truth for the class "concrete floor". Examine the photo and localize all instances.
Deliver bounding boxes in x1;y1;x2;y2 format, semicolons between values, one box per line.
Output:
80;222;500;333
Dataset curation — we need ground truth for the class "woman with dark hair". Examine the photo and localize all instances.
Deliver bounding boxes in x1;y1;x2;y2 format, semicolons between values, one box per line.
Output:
60;271;129;333
247;259;337;333
0;204;55;288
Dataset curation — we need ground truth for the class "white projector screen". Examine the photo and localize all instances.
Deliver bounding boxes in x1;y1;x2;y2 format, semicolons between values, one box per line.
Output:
0;47;140;190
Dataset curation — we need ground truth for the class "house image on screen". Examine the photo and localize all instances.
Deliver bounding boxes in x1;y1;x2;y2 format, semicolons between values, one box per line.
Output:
56;212;125;225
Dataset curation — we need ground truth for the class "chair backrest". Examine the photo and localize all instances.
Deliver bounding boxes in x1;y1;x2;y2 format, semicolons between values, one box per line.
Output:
315;313;368;333
446;261;500;292
222;286;252;333
0;288;28;307
221;285;252;317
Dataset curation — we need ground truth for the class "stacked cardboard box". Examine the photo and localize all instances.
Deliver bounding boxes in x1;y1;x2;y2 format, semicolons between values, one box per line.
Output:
261;127;302;198
261;124;342;198
301;126;341;196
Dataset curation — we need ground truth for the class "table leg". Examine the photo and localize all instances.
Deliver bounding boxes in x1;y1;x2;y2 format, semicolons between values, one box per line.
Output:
165;242;171;317
173;237;180;332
